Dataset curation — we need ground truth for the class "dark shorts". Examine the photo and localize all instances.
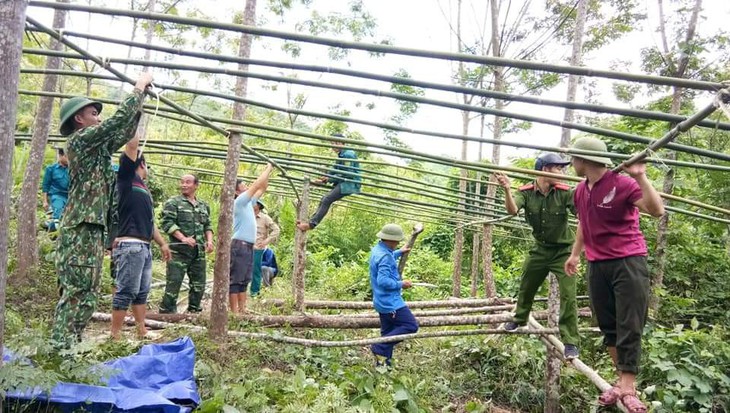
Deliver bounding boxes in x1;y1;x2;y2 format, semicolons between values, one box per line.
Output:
229;239;254;294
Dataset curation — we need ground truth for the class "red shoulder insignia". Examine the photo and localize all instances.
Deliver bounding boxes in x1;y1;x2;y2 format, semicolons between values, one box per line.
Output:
554;183;571;190
518;184;534;191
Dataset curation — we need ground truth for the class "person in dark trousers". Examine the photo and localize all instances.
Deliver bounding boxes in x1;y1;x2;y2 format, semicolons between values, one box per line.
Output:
369;223;417;366
565;137;664;413
110;134;171;339
495;152;580;360
296;134;360;232
260;247;279;287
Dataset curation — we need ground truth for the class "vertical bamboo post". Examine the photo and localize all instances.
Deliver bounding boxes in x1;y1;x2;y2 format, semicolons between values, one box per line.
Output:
470;231;480;297
293;178;310;311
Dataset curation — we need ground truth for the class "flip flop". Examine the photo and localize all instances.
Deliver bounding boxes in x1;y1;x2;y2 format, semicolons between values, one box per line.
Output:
620;392;648;413
597;385;621;406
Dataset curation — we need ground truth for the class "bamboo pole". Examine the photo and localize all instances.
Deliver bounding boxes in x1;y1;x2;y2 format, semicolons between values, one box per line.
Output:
527;316;630;413
260;297;590;309
89;312;567;347
15;91;730;223
27;1;725;91
233;309;592;328
20;65;730;163
22;44;730;132
24;16;303;203
17;87;730;174
293;178;309;312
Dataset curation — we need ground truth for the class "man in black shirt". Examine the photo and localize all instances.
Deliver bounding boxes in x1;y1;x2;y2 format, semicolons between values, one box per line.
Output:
110;134;171;339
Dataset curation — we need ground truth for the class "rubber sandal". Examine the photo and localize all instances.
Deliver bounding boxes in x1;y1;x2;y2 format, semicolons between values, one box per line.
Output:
597;385;621;406
620;392;647;413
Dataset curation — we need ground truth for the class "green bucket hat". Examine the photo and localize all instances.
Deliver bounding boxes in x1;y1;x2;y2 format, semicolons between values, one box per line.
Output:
570;137;613;166
377;223;404;242
59;97;103;136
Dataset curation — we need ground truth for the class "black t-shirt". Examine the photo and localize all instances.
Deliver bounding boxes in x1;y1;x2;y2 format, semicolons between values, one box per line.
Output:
116;153;154;241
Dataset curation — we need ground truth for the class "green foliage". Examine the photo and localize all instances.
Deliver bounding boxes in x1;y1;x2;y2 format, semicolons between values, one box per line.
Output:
642;325;730;412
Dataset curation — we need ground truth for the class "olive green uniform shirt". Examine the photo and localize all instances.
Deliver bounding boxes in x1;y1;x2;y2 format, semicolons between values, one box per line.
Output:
513;183;576;247
62;90;144;229
159;195;213;256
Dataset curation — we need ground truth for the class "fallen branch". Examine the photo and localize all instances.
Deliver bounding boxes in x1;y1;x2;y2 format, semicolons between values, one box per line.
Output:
260;296;589;309
343;304;516;318
89;312;572;347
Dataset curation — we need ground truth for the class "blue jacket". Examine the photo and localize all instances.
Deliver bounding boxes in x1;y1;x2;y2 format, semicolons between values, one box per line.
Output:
42;163;69;197
369;241;405;313
261;248;279;275
328;149;361;195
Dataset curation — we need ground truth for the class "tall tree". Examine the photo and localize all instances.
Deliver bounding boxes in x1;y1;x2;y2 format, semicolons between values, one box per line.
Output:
547;1;588;410
209;0;258;339
0;0;29;364
14;0;69;284
651;0;702;312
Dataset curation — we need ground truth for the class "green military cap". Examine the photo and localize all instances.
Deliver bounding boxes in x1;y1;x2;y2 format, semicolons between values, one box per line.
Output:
570;137;613;166
59;96;103;136
377;223;404;242
256;200;266;210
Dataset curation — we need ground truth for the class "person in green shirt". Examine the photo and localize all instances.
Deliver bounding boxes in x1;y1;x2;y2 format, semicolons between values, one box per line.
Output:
51;72;153;349
495;153;580;359
158;174;214;313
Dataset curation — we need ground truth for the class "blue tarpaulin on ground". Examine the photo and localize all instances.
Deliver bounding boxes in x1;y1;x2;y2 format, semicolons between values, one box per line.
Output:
3;336;200;412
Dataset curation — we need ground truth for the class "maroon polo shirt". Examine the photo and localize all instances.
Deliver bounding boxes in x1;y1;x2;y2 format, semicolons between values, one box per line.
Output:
574;170;647;261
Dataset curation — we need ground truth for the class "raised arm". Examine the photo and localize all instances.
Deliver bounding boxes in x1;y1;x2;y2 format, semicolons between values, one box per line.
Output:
495;173;519;215
624;163;664;217
245;164;273;198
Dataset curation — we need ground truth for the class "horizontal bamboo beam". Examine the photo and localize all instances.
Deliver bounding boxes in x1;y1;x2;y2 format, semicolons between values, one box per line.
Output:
20;65;730;163
27;1;725;91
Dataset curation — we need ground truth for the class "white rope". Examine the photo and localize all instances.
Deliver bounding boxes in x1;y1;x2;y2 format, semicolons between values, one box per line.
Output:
139;83;165;156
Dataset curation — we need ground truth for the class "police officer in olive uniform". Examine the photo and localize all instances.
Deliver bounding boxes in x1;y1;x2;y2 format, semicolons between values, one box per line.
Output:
158;174;214;313
51;72;153;349
495;153;580;359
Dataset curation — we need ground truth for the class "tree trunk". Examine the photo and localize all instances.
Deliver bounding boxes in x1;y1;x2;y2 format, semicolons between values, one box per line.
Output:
0;0;29;367
293;179;310;311
559;0;587;148
15;0;68;285
482;0;503;299
209;0;257;340
651;0;701;313
452;109;469;298
549;0;588;408
470;231;480;297
235;311;563;329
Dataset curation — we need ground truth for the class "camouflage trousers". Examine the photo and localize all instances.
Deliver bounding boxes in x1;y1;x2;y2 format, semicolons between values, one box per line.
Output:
51;223;104;349
159;251;207;313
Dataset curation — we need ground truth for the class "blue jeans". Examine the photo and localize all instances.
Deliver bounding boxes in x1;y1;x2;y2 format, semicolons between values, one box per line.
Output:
112;241;152;310
371;306;419;362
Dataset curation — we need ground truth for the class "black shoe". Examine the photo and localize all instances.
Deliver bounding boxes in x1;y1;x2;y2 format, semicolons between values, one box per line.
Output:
564;344;579;360
503;322;522;331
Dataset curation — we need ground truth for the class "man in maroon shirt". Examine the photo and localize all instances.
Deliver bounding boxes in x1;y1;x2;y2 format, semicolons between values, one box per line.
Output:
564;137;664;413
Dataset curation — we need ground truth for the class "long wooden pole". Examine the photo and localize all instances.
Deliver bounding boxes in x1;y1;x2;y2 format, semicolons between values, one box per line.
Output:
27;1;725;91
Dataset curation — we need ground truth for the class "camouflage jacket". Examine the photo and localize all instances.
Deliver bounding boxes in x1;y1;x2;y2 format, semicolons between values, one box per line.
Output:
159;195;213;255
61;90;145;229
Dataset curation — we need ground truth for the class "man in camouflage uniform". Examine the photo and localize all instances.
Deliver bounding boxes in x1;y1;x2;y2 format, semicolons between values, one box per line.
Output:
159;174;214;313
495;153;580;360
51;73;153;349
